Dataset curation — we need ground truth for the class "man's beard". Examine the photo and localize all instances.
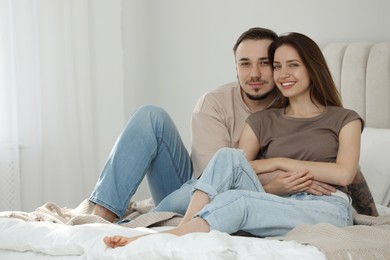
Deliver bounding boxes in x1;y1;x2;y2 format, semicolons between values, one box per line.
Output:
243;87;276;101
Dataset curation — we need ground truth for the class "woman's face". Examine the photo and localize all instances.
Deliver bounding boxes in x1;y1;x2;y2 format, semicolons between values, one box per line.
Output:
272;44;311;99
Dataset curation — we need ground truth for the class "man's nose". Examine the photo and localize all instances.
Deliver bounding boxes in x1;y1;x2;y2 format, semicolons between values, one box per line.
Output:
250;65;261;77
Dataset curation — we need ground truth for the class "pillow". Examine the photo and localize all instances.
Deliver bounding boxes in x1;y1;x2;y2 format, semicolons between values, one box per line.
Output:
359;127;390;206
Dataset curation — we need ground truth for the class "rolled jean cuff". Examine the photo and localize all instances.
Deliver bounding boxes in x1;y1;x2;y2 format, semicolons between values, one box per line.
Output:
192;181;218;200
195;208;220;231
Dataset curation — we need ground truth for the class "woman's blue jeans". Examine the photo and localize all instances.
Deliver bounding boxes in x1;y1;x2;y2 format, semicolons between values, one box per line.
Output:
192;148;353;237
89;105;193;217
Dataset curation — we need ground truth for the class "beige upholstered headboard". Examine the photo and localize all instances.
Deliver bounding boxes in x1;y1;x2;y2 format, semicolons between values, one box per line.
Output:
322;43;390;207
322;42;390;128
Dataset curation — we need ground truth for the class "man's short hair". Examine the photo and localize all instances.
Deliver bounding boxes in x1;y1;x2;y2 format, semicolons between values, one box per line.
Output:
233;27;278;55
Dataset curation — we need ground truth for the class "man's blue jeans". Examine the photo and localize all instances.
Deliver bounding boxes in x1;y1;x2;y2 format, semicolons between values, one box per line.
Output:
89;105;193;217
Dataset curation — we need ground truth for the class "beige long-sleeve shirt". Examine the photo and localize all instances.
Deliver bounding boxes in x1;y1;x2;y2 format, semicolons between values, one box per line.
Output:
190;81;252;179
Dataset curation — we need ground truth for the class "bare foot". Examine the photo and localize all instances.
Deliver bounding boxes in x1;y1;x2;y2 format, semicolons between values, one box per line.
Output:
104;217;210;248
92;204;117;223
104;235;145;248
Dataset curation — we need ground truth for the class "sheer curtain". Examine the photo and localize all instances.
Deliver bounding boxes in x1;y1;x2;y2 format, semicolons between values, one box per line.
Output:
0;0;21;211
0;0;125;211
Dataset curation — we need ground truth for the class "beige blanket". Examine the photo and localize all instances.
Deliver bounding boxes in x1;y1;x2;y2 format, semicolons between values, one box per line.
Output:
276;214;390;259
0;198;183;227
2;199;390;260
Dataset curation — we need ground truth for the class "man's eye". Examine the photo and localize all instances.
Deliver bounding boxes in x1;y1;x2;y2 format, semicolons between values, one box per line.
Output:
260;61;270;66
240;62;250;67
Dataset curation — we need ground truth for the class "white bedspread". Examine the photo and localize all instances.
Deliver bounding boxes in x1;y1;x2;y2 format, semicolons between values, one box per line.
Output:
0;218;325;260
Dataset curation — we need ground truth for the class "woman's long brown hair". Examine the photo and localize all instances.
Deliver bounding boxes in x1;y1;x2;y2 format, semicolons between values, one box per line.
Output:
268;32;343;109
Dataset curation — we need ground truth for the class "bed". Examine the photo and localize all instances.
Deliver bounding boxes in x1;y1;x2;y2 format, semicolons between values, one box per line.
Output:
1;42;390;260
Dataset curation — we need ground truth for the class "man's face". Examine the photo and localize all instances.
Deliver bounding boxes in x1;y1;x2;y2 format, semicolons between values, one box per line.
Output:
235;39;275;101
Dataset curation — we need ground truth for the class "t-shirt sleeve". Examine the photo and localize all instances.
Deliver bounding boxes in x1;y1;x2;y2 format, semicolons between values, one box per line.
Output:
245;111;262;143
341;109;365;132
191;94;231;179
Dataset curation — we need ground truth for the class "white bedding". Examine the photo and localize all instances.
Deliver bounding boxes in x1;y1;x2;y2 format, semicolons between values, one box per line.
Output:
2;205;390;259
0;218;325;260
0;204;388;260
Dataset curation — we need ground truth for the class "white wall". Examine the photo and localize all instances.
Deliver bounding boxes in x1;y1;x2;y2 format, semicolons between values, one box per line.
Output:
122;0;390;199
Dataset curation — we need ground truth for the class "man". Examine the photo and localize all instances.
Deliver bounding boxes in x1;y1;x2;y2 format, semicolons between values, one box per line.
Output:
90;27;377;222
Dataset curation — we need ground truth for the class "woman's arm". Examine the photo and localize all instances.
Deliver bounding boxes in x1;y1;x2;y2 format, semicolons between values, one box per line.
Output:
250;119;362;187
238;123;261;161
239;123;314;195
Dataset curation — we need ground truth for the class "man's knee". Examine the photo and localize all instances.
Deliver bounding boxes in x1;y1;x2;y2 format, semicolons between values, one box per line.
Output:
136;105;168;118
127;105;171;128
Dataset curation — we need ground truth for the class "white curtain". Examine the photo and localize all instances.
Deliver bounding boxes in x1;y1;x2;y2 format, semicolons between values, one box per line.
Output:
0;0;21;211
0;0;125;211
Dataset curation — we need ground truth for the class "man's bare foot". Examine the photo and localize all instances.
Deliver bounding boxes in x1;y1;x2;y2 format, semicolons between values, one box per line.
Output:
104;235;144;248
92;204;117;223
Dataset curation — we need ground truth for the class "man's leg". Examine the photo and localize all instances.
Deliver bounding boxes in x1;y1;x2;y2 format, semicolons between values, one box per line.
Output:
153;179;197;215
89;105;193;221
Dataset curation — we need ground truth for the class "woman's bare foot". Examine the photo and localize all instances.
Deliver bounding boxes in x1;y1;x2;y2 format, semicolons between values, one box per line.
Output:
104;217;210;248
92;204;117;223
104;235;145;248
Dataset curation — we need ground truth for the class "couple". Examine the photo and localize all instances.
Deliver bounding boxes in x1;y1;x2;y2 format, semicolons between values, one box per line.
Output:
90;27;376;223
103;31;366;247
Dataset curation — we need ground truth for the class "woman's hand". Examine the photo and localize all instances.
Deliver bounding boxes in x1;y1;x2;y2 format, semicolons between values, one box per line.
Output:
261;170;312;195
259;170;337;196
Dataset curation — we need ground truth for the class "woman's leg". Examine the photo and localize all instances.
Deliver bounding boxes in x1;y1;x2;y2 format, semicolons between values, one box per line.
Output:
196;190;353;237
180;148;264;224
104;190;352;248
179;190;210;225
153;147;262;218
90;105;193;221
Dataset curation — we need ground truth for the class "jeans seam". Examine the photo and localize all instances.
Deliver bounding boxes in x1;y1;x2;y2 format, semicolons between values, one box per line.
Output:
157;136;191;184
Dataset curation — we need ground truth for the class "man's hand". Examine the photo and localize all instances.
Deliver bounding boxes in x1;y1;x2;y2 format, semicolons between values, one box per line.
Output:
306;181;336;196
261;170;313;196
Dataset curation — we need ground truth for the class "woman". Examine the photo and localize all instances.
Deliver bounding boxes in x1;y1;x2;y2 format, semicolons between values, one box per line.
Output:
104;32;363;248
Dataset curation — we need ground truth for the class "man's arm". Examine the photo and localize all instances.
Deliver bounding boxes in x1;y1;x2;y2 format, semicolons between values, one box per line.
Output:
347;169;379;216
191;95;232;179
